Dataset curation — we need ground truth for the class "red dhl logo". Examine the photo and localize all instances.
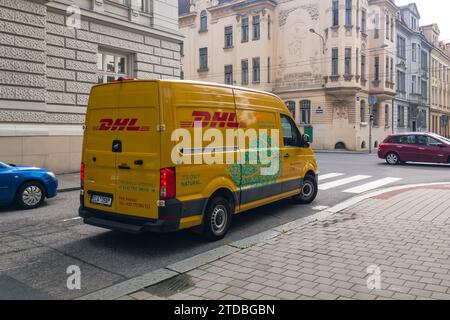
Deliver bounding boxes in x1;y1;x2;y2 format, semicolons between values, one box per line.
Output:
180;111;246;128
94;119;150;131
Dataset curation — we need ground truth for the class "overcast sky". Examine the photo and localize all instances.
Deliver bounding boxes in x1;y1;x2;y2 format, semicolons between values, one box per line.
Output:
396;0;450;41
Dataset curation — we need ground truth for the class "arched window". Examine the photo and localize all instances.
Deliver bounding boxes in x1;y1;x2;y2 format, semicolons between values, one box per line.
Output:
335;142;346;150
285;101;296;119
300;100;311;124
200;10;208;31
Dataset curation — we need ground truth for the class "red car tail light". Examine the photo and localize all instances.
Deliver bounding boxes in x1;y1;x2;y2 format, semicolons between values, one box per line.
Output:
160;167;176;200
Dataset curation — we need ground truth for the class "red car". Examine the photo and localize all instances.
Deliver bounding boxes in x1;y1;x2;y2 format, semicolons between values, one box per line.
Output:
378;133;450;165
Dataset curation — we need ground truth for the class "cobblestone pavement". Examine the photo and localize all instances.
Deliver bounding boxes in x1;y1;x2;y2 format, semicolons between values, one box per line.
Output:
123;184;450;300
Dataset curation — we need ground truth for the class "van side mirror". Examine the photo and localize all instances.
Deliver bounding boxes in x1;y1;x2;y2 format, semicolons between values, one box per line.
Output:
302;134;310;145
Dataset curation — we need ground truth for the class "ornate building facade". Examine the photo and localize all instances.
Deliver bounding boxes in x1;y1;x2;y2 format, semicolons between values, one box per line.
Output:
422;24;450;138
0;0;182;173
393;3;431;134
179;0;399;151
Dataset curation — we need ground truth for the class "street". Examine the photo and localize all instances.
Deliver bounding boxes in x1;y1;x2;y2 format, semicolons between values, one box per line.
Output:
0;153;449;300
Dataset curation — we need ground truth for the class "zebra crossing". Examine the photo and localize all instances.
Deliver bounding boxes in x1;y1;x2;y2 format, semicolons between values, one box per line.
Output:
318;172;403;194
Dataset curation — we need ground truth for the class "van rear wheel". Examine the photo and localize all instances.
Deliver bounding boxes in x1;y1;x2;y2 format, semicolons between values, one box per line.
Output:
291;175;318;205
203;197;232;241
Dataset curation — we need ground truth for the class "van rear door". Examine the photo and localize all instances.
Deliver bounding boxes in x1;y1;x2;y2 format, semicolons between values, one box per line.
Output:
115;81;161;219
83;81;161;219
83;84;119;213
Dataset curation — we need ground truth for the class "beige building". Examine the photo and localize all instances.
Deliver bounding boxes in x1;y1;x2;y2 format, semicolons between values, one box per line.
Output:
0;0;182;173
422;24;450;138
179;0;398;150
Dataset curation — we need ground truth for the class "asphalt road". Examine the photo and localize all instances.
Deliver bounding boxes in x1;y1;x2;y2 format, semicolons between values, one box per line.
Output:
0;153;449;299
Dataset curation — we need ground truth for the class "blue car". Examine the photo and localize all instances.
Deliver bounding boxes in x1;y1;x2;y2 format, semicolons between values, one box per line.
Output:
0;161;58;209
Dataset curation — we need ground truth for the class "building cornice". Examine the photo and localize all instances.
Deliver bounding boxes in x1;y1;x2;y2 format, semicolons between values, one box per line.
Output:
46;1;184;42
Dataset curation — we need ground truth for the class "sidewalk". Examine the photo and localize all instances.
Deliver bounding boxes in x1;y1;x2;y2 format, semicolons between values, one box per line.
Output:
84;183;450;300
56;173;80;192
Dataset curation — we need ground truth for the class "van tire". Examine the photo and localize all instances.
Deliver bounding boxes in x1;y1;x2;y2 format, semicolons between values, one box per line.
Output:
291;175;318;205
203;196;232;241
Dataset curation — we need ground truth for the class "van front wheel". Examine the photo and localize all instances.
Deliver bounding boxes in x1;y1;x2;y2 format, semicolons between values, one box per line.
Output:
203;197;232;241
291;175;318;205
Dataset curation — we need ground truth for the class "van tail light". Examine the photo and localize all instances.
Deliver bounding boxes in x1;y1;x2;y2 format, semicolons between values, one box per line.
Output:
160;167;176;200
80;162;85;187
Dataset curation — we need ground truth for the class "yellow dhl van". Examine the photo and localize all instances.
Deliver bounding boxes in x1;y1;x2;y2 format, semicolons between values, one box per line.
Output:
79;79;318;240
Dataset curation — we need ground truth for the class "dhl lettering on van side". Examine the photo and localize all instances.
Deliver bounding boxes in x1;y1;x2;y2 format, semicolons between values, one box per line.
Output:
94;118;150;131
180;111;246;128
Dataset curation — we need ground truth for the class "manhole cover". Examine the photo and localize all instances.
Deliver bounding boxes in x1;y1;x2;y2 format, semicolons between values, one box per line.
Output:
144;274;194;298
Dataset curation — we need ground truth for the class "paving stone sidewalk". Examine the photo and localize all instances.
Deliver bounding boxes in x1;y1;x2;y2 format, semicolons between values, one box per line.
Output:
122;184;450;300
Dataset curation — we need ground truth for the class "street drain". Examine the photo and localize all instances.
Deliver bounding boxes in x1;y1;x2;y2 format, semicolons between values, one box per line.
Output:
144;274;194;298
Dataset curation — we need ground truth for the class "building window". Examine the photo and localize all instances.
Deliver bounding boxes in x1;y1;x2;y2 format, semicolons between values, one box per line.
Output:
252;57;260;82
397;36;406;58
398;105;405;127
345;0;352;26
421;51;428;71
397;71;405;92
224;65;233;85
224;26;233;48
386;15;389;40
411;16;417;30
385;104;389;126
332;48;339;75
268;15;271;40
300;100;311;124
361;10;367;33
412;75;416;93
97;51;129;83
374;56;380;81
241;59;248;85
332;0;339;26
412;43;417;62
242;17;249;42
374;14;380;38
385;57;389;81
345;48;352;75
285;101;296;119
360;100;366;123
252;15;260;40
390;58;394;82
361;54;366;80
391;17;394;41
200;10;207;31
421;80;428;99
199;47;208;70
267;57;271;83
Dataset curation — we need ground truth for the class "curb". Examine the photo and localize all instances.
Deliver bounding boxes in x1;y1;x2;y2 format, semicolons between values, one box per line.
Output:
313;150;373;155
57;187;80;193
77;181;450;300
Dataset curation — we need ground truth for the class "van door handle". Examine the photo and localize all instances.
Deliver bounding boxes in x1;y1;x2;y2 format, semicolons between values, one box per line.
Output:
134;160;144;165
284;153;291;158
118;164;131;170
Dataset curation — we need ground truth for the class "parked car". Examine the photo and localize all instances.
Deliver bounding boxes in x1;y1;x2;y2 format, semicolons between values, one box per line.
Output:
378;133;450;165
0;162;58;209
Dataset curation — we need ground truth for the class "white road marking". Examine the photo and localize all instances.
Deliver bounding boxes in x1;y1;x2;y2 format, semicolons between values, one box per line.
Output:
312;206;330;211
343;177;403;194
318;173;345;181
319;175;372;191
62;217;82;222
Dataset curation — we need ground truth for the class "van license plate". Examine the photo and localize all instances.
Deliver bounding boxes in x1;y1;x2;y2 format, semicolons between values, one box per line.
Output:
91;194;112;207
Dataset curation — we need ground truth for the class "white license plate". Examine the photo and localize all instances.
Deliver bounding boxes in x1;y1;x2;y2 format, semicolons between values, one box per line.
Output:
90;194;112;207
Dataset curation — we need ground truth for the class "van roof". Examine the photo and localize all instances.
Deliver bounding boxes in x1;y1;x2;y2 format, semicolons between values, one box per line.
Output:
93;79;280;100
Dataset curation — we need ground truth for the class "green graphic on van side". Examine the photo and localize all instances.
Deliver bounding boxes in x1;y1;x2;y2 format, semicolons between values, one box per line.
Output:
227;135;281;189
